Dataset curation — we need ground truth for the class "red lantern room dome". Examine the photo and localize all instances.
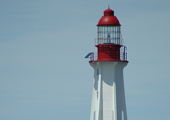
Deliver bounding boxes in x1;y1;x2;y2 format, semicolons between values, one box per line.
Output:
97;8;121;26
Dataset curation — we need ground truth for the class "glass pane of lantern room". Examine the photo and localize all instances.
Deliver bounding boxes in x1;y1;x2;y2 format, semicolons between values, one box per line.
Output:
107;26;112;43
103;26;107;43
98;26;102;44
112;26;121;44
114;27;117;44
116;26;120;44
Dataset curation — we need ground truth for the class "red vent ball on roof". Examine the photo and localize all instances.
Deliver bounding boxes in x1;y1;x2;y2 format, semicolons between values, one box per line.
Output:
97;8;120;26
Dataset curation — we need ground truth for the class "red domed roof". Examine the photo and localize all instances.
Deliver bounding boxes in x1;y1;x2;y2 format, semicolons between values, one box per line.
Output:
97;8;120;26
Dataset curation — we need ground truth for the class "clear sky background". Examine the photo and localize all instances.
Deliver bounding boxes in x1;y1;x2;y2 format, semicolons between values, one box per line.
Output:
0;0;170;120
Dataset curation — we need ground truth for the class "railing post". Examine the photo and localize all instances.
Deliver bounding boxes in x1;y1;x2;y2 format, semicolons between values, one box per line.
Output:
126;53;127;61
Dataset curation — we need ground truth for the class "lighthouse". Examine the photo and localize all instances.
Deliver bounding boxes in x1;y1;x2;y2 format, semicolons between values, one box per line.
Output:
85;7;128;120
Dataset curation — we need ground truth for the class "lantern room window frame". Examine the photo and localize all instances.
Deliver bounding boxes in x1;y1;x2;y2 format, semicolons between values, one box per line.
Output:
97;26;121;45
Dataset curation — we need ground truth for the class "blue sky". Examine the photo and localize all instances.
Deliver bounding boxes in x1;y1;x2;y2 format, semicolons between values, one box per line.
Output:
0;0;170;120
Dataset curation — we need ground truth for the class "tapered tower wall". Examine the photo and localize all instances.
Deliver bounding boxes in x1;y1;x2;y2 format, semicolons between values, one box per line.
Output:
90;62;127;120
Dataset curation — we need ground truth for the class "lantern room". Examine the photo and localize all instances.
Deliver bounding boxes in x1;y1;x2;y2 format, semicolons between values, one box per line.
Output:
85;7;128;62
97;8;121;45
97;26;121;44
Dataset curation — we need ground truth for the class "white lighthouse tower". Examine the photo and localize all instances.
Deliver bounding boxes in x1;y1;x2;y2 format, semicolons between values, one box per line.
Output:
85;7;128;120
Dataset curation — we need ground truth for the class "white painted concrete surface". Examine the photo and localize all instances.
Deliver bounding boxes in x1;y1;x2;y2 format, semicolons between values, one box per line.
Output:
90;62;128;120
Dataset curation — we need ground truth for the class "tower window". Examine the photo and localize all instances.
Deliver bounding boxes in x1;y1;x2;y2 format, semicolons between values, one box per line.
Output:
97;69;99;75
122;111;124;120
94;111;96;120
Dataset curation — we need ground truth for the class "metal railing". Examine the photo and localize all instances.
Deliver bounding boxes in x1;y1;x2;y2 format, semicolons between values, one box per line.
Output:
90;52;127;62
